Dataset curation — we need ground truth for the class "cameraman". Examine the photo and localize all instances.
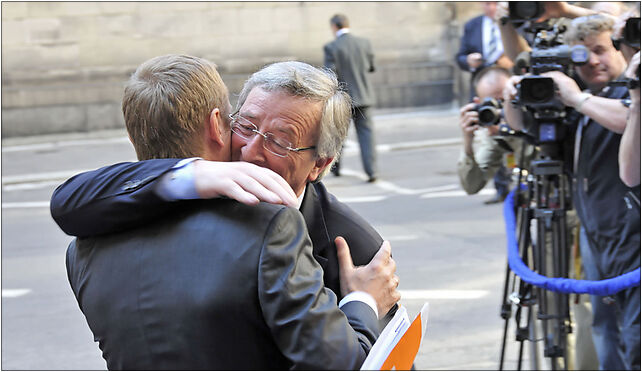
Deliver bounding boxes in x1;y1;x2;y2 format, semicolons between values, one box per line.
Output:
457;66;535;197
503;14;640;370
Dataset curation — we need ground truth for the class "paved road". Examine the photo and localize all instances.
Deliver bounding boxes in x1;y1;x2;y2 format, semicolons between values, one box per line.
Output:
1;107;536;369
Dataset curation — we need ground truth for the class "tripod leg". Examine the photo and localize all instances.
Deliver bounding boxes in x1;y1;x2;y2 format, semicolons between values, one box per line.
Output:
515;207;533;371
528;303;541;370
499;262;513;371
517;305;525;371
500;202;533;370
500;315;510;370
552;208;571;370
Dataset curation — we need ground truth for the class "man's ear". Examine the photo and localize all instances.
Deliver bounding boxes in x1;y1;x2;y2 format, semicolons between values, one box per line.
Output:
307;157;335;182
206;108;225;147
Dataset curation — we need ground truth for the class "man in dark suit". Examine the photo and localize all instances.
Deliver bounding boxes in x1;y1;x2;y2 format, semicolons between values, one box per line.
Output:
455;2;514;85
61;55;400;369
323;13;378;182
455;2;514;204
52;61;400;328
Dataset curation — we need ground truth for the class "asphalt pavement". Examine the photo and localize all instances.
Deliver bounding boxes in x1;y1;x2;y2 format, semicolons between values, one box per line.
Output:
1;106;538;370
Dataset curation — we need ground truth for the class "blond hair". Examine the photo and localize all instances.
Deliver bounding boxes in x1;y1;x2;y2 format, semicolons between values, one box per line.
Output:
123;54;229;160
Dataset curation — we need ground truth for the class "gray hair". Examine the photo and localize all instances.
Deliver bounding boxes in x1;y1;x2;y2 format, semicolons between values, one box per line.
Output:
236;61;352;180
566;14;614;44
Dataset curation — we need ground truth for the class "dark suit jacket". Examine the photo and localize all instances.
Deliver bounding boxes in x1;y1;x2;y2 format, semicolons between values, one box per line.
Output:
455;15;485;74
66;199;379;370
301;182;383;298
51;159;397;326
324;33;376;107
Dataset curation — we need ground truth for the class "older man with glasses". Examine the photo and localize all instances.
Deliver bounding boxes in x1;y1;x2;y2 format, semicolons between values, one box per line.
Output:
51;60;400;328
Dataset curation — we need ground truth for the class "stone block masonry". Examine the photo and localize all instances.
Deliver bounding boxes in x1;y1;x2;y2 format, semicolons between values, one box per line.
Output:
2;2;480;137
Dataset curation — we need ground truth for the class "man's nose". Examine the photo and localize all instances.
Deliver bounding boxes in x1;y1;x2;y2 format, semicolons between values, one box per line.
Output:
240;133;267;164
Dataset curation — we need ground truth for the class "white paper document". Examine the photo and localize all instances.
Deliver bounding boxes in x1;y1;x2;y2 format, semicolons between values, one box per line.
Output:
361;302;429;370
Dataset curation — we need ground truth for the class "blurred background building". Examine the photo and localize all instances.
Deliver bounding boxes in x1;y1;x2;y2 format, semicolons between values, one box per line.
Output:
2;2;481;137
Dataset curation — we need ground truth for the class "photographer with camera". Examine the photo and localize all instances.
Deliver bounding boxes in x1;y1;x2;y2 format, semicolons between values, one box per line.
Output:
457;66;535;197
503;14;640;370
456;2;516;203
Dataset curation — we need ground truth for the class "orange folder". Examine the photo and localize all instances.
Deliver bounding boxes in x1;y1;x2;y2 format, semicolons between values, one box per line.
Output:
361;303;429;371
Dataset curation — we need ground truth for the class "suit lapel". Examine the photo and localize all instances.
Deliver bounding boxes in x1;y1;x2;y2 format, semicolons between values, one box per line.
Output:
299;183;331;271
474;16;484;55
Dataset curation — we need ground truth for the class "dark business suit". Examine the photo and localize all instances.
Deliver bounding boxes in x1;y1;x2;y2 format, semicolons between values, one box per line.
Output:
324;32;377;179
301;182;383;298
456;15;486;77
51;159;397;327
65;198;380;370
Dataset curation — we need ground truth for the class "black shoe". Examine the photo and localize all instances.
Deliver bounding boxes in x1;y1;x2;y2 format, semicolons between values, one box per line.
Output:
484;193;506;205
367;176;377;183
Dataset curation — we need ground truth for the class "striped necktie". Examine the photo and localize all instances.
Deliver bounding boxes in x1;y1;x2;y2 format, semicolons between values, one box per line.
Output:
487;24;498;59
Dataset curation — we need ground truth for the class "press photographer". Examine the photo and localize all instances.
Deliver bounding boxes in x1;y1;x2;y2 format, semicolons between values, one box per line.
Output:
503;13;640;370
457;66;536;200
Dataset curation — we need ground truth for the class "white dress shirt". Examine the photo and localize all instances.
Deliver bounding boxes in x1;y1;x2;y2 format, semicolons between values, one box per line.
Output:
482;16;503;65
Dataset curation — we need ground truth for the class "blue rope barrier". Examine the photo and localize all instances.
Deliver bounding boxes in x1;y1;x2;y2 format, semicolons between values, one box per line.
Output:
503;188;640;296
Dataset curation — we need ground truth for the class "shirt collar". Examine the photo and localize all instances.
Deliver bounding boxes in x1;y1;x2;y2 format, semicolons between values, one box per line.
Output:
296;184;306;209
336;28;350;37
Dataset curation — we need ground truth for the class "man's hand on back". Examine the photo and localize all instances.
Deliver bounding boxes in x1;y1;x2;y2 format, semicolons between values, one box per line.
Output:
193;160;298;207
335;237;401;318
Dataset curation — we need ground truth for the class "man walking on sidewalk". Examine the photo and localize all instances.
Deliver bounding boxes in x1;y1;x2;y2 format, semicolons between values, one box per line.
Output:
324;13;378;182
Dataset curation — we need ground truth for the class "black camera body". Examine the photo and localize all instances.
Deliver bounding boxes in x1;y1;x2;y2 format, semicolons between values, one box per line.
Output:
528;44;590;75
508;2;544;23
613;17;640;51
624;17;641;49
474;98;503;126
512;22;588;145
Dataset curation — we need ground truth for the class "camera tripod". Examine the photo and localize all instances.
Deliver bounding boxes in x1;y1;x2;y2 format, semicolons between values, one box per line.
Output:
499;152;573;370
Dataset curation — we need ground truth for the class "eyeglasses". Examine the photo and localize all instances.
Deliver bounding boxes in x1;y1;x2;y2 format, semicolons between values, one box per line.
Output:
229;112;317;158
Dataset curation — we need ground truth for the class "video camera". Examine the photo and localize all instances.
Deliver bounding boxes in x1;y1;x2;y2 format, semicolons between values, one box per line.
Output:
474;98;503;126
510;16;589;146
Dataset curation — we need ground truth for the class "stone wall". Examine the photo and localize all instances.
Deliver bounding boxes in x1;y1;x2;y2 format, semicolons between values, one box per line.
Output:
1;2;482;137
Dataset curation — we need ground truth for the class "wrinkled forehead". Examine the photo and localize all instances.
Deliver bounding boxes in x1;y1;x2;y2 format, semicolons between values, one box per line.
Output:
241;86;323;134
